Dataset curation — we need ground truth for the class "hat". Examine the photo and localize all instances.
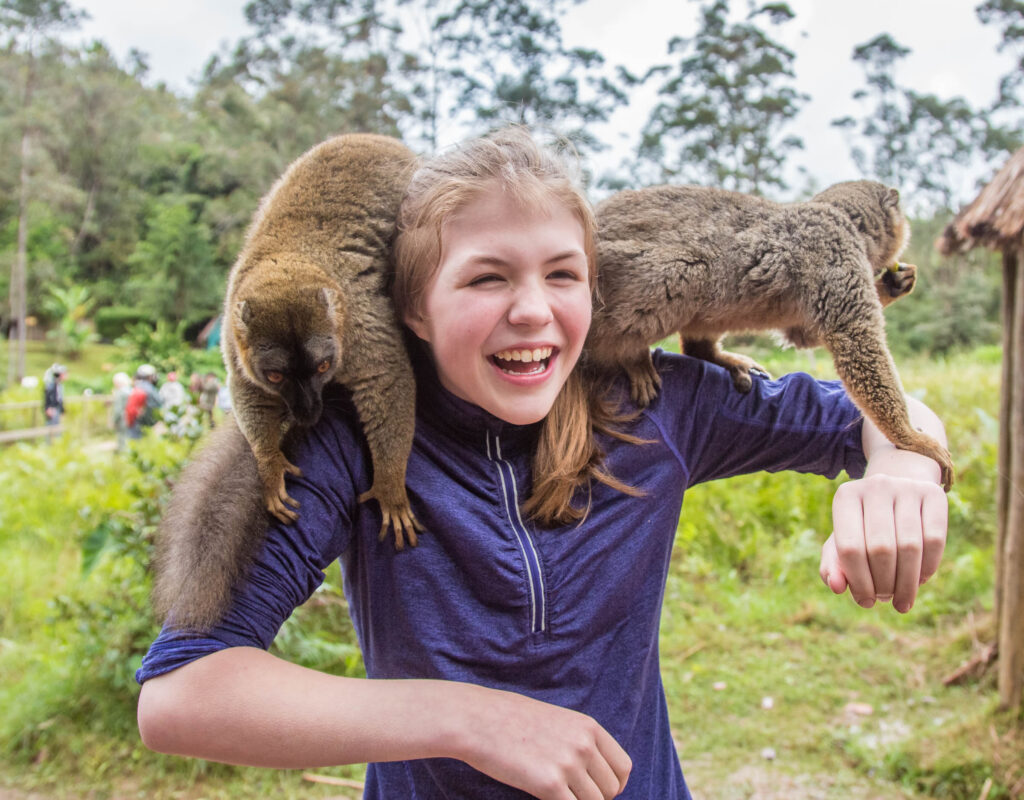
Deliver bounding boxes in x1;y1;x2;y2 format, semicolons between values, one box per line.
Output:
51;363;67;376
136;364;157;379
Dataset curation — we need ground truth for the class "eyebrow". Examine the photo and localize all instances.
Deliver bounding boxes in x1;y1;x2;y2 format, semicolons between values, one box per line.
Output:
461;249;586;269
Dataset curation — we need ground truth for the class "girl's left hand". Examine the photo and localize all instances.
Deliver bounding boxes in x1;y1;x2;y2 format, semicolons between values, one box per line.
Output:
820;473;947;613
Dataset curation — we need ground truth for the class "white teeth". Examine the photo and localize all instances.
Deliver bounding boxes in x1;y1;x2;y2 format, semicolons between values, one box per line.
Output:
494;346;553;363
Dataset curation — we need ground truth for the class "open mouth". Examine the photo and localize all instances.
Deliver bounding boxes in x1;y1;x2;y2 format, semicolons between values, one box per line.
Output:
491;346;554;376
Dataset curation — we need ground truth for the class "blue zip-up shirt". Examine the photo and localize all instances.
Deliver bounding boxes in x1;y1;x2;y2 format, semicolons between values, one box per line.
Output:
137;350;866;799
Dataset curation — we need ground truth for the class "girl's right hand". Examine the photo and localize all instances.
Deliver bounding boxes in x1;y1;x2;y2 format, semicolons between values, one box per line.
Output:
452;684;632;799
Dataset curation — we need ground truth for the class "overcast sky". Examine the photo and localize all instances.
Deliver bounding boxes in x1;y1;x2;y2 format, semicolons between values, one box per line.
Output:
69;0;1016;198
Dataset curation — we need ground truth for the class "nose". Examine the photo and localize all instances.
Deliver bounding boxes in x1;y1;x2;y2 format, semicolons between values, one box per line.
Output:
507;280;554;327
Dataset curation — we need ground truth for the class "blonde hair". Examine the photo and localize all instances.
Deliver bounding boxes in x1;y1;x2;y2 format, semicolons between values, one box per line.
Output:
393;126;642;527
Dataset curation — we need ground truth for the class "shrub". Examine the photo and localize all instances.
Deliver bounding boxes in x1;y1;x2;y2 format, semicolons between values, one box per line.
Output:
94;306;153;342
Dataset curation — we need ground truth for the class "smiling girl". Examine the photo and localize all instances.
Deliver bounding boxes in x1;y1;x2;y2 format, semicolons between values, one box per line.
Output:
137;127;948;800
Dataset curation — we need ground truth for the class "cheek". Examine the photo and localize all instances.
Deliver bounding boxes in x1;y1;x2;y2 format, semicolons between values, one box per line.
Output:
560;290;593;350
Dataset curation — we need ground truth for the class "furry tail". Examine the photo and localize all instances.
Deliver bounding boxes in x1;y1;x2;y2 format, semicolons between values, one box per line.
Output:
152;415;270;632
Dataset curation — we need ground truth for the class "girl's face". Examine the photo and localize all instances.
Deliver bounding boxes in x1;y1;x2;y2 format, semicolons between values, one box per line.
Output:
405;187;592;425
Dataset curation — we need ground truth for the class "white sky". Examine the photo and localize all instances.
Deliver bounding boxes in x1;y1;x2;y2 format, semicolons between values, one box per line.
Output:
70;0;1016;199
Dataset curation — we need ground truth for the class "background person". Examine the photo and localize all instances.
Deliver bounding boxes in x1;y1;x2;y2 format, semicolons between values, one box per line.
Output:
42;363;67;440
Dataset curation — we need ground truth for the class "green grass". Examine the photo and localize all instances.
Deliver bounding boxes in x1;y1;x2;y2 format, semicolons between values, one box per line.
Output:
0;344;1012;799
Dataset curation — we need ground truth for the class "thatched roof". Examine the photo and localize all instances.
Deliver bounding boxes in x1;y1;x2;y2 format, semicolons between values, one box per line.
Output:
938;146;1024;255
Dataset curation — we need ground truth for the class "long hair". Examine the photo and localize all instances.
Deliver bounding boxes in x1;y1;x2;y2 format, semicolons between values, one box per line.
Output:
393;126;643;527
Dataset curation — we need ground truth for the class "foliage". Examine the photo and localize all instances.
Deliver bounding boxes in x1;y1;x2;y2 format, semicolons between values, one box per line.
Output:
0;348;1007;797
117;318;223;377
977;0;1024;111
883;215;1003;357
637;0;806;194
418;0;626;154
831;33;984;215
40;281;97;357
93;304;152;341
127;194;221;321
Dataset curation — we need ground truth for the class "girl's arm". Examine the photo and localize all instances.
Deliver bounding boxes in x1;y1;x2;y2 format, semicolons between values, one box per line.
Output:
818;396;948;613
138;647;631;800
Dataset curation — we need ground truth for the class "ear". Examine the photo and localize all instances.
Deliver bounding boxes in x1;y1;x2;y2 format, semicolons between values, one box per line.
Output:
319;286;340;316
403;307;431;343
884;187;900;209
234;300;251;333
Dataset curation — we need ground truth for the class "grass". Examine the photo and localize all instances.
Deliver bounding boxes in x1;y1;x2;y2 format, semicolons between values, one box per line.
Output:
0;342;1014;799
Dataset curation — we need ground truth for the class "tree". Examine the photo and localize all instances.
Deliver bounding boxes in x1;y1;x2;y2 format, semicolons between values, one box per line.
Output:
412;0;626;154
127;196;219;322
831;33;981;214
831;34;911;187
976;0;1024;161
1;0;85;385
637;0;806;195
41;282;97;357
977;0;1024;110
200;0;412;155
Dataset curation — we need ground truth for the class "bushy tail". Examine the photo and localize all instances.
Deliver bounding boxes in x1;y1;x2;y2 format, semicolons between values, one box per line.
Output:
152;416;270;632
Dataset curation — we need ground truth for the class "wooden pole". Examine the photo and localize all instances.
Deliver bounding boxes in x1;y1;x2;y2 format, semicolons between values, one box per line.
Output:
995;250;1017;634
998;247;1024;710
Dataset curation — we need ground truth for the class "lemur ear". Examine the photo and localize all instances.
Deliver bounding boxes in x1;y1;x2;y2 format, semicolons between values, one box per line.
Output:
884;187;900;209
234;300;252;330
319;286;340;316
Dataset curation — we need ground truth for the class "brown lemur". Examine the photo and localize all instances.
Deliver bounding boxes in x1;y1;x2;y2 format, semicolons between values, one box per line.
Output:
585;180;955;490
153;133;422;631
222;133;421;544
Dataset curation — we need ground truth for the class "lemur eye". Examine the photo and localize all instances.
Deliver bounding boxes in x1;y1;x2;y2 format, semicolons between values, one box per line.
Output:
317;359;331;374
266;371;284;384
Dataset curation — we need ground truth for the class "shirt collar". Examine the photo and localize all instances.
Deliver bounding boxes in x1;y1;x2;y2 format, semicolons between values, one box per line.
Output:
410;337;541;456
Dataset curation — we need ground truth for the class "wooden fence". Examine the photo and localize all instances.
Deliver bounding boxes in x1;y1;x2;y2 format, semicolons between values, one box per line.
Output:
0;394;114;443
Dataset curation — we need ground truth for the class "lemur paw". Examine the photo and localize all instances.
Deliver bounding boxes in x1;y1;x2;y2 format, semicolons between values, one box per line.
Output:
879;262;917;298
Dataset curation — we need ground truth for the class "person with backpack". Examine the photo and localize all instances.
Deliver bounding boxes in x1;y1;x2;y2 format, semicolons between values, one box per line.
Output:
126;364;163;440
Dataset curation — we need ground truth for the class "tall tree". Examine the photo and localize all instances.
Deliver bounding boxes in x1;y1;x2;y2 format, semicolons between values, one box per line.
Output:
976;0;1024;158
1;0;85;384
832;33;981;213
201;0;412;155
831;34;910;187
977;0;1024;109
411;0;626;154
637;0;806;195
127;196;218;322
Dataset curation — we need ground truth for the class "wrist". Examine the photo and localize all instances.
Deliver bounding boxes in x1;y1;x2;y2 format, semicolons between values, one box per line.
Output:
863;443;942;485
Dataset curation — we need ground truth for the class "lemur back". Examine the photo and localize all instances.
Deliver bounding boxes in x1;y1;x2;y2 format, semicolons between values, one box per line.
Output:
586;180;954;489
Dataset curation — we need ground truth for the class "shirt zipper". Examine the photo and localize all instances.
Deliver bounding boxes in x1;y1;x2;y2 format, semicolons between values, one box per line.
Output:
486;432;547;634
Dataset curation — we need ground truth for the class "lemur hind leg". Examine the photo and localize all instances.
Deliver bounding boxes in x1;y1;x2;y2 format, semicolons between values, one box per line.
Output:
345;333;422;549
621;349;661;408
823;319;954;490
683;336;771;393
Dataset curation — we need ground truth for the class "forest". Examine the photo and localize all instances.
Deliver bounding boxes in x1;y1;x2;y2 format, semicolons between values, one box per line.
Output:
1;0;1023;798
1;0;1022;376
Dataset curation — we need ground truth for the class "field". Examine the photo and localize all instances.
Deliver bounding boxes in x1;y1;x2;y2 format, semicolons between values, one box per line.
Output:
0;342;1014;799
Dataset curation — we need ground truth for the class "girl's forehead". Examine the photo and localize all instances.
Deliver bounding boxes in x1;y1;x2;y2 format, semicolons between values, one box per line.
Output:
444;185;576;236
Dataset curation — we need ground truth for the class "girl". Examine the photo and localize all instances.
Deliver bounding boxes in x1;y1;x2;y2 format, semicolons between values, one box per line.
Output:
137;128;947;800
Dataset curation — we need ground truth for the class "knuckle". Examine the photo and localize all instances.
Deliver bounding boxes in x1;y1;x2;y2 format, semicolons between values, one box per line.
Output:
865;537;896;559
897;537;923;558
